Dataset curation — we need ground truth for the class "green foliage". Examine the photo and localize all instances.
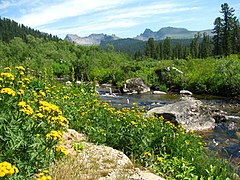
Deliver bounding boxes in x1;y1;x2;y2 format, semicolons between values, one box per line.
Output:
0;66;68;178
213;3;240;56
71;142;84;153
0;65;237;179
0;17;59;43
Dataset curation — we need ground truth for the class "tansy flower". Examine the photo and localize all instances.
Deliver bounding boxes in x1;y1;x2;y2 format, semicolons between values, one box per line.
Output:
46;130;63;141
56;145;68;156
17;89;24;95
0;88;16;96
157;157;163;162
131;121;137;126
4;67;11;71
0;72;14;81
18;101;34;115
15;66;25;71
22;77;30;84
0;161;19;177
185;140;190;145
19;71;24;75
144;151;152;157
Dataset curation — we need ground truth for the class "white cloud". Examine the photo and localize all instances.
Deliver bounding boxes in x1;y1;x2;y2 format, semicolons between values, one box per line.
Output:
0;0;35;9
40;19;139;37
105;3;199;20
9;0;201;37
16;0;128;27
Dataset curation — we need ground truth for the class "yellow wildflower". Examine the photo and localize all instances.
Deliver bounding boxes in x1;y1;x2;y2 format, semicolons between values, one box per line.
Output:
56;145;68;156
18;101;33;115
17;89;24;95
46;130;63;141
15;66;25;71
185;140;190;145
0;88;16;96
22;77;30;84
131;121;137;126
0;162;18;177
144;151;152;157
17;81;24;86
39;90;46;97
157;157;163;162
0;72;14;80
4;67;11;71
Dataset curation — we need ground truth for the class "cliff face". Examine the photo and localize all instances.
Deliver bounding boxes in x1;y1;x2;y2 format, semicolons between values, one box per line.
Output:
65;33;119;45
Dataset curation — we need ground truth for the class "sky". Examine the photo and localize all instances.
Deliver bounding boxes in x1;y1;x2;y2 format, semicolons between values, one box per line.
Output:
0;0;239;39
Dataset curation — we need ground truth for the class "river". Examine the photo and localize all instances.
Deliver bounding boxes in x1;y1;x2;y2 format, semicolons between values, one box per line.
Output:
98;88;240;170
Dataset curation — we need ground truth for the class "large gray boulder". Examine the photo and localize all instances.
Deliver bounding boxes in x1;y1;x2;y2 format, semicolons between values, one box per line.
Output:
123;78;150;94
147;97;228;131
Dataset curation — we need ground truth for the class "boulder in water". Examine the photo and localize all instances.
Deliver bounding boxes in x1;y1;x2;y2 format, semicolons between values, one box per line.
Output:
123;78;150;94
147;97;228;131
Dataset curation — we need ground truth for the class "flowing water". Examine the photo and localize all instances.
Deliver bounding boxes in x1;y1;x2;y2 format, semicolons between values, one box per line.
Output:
98;88;240;168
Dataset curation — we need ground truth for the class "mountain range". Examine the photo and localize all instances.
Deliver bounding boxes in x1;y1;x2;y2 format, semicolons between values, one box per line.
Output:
65;27;213;46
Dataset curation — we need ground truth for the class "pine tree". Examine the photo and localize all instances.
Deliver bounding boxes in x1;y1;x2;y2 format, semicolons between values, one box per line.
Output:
212;17;223;56
163;37;172;60
190;33;201;58
145;38;156;59
220;3;236;56
200;33;212;58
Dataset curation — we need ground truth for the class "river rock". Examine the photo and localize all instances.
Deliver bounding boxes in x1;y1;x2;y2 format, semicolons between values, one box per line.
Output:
180;90;193;96
123;78;150;94
153;91;167;95
147;97;228;131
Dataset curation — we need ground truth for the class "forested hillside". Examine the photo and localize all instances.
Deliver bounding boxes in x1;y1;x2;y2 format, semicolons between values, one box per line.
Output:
0;17;59;42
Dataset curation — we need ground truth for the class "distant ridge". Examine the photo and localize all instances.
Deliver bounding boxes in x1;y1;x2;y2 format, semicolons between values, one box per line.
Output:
65;27;213;45
134;27;213;41
65;33;119;45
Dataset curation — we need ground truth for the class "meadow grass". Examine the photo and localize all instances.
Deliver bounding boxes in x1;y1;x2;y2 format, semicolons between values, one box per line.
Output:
0;66;238;179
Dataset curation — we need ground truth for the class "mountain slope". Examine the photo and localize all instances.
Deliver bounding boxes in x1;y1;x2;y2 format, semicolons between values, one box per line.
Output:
0;17;59;43
134;27;213;41
65;33;120;45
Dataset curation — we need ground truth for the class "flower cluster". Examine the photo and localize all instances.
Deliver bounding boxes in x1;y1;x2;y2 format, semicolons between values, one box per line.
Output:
46;130;63;141
18;101;34;115
39;101;62;115
15;66;25;71
0;88;16;96
0;72;15;81
17;89;24;95
15;66;25;75
36;170;52;180
50;116;69;127
56;145;68;156
0;161;19;177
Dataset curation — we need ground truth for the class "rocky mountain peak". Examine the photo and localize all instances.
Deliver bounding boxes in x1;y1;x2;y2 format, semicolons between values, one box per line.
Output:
65;33;120;46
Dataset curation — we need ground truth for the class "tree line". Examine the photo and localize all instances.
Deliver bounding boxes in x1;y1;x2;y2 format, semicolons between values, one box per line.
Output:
142;3;240;60
0;17;60;43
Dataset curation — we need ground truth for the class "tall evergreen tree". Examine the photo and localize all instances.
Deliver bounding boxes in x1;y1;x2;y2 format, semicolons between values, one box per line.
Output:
190;33;201;58
231;17;240;54
145;38;156;59
220;3;236;56
200;33;212;58
163;37;172;60
212;17;223;56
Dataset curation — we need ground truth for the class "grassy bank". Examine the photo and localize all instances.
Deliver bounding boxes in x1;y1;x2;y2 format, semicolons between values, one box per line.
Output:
0;65;238;179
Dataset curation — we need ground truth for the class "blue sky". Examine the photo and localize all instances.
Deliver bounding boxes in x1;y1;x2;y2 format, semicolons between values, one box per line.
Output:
0;0;239;39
